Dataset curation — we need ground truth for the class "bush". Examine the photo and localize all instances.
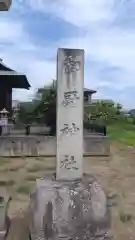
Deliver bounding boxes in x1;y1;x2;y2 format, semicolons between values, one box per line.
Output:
132;117;135;125
16;184;32;195
83;120;107;135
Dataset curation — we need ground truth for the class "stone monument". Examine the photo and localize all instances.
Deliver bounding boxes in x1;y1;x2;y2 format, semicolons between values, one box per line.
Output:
29;49;111;240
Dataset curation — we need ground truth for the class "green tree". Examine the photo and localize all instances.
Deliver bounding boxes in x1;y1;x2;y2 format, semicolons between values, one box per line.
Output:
33;81;57;134
17;80;57;131
115;103;122;115
17;105;32;124
18;79;125;134
84;100;124;127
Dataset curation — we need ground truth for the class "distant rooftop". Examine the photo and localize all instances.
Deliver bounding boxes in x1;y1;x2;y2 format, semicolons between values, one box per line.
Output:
0;59;30;89
84;88;97;94
0;58;14;71
38;87;96;94
92;99;114;103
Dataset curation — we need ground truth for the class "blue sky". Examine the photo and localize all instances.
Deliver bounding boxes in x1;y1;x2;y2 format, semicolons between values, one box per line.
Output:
0;0;135;109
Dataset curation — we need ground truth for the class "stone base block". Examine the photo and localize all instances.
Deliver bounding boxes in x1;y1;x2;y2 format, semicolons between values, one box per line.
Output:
0;135;110;157
29;174;112;240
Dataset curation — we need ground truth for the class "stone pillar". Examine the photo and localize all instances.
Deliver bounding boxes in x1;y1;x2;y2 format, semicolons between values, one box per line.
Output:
56;48;84;180
29;49;112;240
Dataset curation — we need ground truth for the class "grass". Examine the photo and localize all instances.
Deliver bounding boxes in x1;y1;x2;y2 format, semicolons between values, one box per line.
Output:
1;152;135;238
0;179;15;187
27;163;54;173
25;175;38;181
119;212;133;223
108;122;135;146
16;183;32;195
0;165;23;172
7;166;23;172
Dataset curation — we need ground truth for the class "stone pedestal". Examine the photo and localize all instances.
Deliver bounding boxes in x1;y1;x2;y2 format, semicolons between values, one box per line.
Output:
29;174;111;240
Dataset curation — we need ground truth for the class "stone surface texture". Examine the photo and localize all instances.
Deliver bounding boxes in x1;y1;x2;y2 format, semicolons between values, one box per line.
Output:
29;174;111;240
56;49;84;180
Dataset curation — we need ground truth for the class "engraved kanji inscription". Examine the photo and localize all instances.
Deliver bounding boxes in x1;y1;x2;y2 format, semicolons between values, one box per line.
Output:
60;123;79;135
60;155;78;170
62;91;80;107
64;56;80;89
64;56;80;74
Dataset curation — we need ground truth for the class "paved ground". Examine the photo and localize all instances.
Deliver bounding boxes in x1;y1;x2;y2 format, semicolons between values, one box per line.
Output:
1;142;135;239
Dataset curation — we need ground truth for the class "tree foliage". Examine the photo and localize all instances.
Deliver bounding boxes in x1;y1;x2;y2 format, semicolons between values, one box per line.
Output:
33;82;56;134
17;81;56;134
17;80;126;134
84;100;123;125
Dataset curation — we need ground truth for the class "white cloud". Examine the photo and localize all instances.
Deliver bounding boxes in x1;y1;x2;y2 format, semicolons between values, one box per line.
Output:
25;0;135;90
27;0;116;26
0;0;135;107
0;20;23;41
0;17;56;101
44;0;135;91
58;27;135;89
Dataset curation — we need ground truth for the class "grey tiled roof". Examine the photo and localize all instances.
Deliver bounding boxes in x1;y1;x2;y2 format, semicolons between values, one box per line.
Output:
0;59;30;89
84;88;97;93
38;87;96;93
